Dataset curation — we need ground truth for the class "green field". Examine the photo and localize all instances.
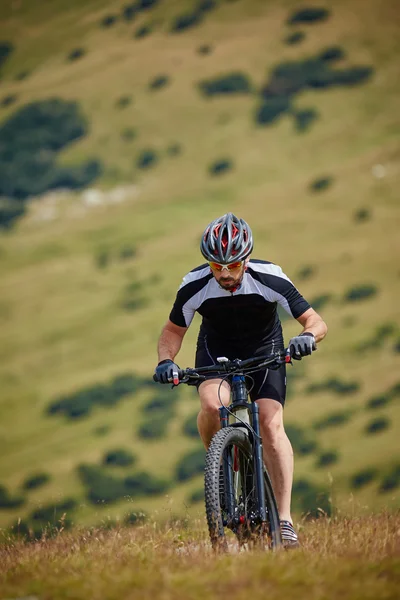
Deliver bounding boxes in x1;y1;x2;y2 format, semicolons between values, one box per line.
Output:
0;0;399;533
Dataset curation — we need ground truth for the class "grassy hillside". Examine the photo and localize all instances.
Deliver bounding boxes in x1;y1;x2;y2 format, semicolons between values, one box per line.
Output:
1;514;399;600
0;0;399;532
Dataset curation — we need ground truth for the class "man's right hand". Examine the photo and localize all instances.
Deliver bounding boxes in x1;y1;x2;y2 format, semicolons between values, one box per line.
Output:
154;359;180;384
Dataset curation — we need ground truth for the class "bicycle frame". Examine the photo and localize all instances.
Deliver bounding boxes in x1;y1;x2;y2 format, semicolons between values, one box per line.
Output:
219;374;267;529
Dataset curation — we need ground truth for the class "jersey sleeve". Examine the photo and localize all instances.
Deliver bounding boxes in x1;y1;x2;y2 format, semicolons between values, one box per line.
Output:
270;266;310;318
169;284;196;328
169;267;212;328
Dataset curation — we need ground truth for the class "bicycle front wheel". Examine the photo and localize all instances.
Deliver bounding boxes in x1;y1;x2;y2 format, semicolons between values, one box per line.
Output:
204;426;282;552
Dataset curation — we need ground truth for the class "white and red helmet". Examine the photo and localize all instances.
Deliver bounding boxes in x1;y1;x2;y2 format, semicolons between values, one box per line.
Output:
200;213;253;264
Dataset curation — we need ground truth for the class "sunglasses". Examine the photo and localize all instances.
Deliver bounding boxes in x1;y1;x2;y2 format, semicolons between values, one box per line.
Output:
208;260;244;272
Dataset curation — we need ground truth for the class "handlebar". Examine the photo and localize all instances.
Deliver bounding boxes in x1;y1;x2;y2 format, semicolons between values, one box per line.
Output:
153;348;292;385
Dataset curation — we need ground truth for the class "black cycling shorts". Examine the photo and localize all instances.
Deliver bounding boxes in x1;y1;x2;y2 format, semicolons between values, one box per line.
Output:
195;334;286;406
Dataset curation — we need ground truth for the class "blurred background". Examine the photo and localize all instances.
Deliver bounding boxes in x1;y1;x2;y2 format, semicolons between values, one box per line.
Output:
0;0;399;537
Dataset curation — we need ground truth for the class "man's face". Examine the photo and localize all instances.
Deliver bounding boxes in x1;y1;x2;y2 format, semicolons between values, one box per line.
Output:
209;261;247;291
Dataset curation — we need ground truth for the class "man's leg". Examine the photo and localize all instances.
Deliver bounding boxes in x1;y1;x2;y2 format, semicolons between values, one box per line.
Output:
256;398;294;524
197;379;231;449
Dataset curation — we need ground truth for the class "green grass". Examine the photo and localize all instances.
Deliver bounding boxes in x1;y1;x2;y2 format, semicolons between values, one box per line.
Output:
1;514;399;600
0;0;399;530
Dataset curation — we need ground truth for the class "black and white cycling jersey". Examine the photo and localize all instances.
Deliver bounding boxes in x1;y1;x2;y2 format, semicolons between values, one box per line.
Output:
169;259;310;345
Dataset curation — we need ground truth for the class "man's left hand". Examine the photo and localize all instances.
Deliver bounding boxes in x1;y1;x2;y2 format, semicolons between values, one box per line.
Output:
288;332;317;360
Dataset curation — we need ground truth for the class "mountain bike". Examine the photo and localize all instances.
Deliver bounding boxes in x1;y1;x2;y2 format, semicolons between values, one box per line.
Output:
155;348;292;552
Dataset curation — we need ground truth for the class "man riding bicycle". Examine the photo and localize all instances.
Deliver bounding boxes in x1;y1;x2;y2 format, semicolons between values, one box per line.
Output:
154;213;328;548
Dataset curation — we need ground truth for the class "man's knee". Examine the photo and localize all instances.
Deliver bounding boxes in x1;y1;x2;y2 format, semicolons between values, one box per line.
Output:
258;399;286;445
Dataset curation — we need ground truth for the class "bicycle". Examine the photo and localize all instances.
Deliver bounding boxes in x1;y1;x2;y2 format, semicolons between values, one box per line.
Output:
154;348;293;552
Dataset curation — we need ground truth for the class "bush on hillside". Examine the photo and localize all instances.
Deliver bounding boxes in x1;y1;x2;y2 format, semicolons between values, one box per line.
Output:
379;464;400;492
182;413;199;438
389;382;400;397
197;44;213;55
149;75;170;91
0;484;25;509
30;498;77;523
125;471;169;496
208;158;234;176
366;394;390;410
309;293;332;311
0;42;13;69
344;284;378;303
198;72;252;96
287;7;330;26
197;0;217;12
364;417;390;435
115;95;132;109
122;3;137;21
255;96;291;126
121;127;136;142
176;448;205;482
46;372;141;420
137;149;158;169
93;424;110;436
285;31;305;45
313;411;352;431
394;339;400;353
101;15;118;28
15;70;31;81
124;510;147;525
315;450;339;468
67;48;86;62
134;24;153;39
350;467;378;489
294;108;318;132
119;244;137;261
120;281;147;311
189;487;204;504
291;478;332;518
297;265;316;280
171;11;203;33
1;94;17;107
166;142;182;156
0;99;101;204
103;448;136;467
285;423;317;455
356;322;396;352
22;472;51;490
307;377;360;395
138;416;169;439
137;0;159;9
309;176;333;192
319;46;345;62
354;207;371;223
0;197;25;230
77;465;127;504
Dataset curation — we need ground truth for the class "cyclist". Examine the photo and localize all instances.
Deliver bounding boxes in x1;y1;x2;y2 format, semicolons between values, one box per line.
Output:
154;213;327;548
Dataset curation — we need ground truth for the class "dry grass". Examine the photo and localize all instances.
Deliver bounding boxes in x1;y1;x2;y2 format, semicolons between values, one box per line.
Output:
0;513;399;600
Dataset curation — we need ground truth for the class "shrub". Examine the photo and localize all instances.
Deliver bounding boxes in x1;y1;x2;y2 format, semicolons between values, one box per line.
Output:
0;484;25;509
125;471;169;496
149;75;170;91
1;94;17;107
120;281;147;311
365;417;390;435
103;448;136;467
313;411;351;430
291;478;332;518
394;339;400;353
115;95;132;109
30;498;76;523
334;66;373;86
101;15;118;28
22;472;51;490
134;24;152;38
366;395;390;410
124;510;147;525
67;48;85;62
138;416;168;439
197;44;213;55
95;248;110;269
121;127;136;142
0;198;25;230
208;158;233;176
356;322;396;352
287;7;330;26
78;465;128;504
354;207;371;223
379;464;400;492
389;382;400;398
137;149;158;169
166;143;182;156
122;3;137;21
344;284;378;303
255;96;290;126
93;424;110;436
297;265;316;280
171;12;203;33
198;72;252;96
309;176;333;192
0;42;13;69
137;0;159;9
119;245;136;261
285;31;305;45
316;451;339;468
350;468;378;489
189;488;204;504
285;423;317;455
307;377;360;395
294;108;318;132
319;46;345;62
176;448;205;482
197;0;217;12
15;70;30;81
310;293;332;311
0;98;101;202
183;413;199;438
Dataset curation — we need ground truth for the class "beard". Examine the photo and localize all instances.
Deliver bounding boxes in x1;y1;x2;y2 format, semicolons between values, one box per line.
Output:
217;266;245;291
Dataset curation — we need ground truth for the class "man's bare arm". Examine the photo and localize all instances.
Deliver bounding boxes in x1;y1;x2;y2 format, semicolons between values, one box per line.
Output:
296;307;328;343
157;319;188;362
